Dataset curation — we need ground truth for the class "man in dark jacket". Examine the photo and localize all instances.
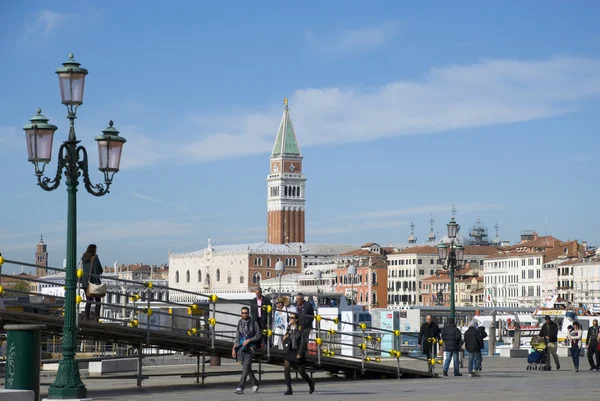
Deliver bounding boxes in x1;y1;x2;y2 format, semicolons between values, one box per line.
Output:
250;287;272;346
295;293;315;341
586;319;599;370
464;320;483;377
418;315;440;372
539;315;560;370
441;318;463;376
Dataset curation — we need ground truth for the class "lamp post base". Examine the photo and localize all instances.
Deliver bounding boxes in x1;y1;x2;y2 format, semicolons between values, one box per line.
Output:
47;359;87;400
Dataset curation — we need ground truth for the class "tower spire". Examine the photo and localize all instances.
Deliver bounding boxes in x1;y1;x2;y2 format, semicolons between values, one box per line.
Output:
271;98;301;158
267;98;306;244
451;204;457;218
428;215;436;242
408;221;417;244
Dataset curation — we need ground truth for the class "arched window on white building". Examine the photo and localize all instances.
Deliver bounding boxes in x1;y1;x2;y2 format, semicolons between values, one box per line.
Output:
176;271;180;283
216;269;221;282
186;270;190;283
198;270;202;282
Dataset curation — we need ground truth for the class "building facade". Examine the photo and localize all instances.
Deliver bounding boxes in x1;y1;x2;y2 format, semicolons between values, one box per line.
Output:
333;243;390;310
168;240;302;302
483;234;580;307
267;99;306;244
387;245;497;308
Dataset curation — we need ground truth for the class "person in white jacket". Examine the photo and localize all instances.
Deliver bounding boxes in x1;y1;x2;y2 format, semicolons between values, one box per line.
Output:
273;297;291;350
568;321;583;372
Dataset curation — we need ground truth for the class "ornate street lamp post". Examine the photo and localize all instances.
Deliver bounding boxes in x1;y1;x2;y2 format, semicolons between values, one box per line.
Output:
23;53;126;399
314;270;322;312
348;264;357;306
436;217;465;321
275;261;285;298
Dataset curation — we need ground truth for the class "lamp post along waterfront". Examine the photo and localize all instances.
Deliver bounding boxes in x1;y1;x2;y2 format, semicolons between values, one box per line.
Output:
23;53;126;399
436;217;464;321
275;261;285;299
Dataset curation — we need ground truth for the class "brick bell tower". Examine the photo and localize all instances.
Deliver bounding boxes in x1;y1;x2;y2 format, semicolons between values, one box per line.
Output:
36;235;48;277
267;98;306;244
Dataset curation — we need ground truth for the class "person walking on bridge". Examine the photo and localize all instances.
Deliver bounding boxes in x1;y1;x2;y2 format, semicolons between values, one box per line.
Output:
250;287;272;347
295;293;314;342
81;244;104;322
282;312;315;395
233;306;262;395
418;315;440;373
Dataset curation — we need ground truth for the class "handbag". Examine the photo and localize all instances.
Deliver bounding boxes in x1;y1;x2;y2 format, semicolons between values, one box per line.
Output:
86;256;107;298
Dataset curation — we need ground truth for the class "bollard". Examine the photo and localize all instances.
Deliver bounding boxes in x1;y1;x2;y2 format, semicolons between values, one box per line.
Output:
4;324;46;401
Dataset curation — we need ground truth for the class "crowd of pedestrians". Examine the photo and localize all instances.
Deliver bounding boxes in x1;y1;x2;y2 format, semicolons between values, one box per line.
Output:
233;288;315;396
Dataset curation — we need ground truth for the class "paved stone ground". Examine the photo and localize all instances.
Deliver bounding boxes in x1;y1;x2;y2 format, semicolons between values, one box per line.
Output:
14;357;598;400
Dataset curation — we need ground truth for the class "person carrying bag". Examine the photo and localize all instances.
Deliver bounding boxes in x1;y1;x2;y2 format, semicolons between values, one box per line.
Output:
281;312;314;396
81;244;106;321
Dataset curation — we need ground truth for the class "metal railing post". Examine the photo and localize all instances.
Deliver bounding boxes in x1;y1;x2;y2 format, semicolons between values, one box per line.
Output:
211;301;216;350
137;342;143;388
146;287;151;346
266;308;270;360
201;351;206;385
317;317;321;366
361;329;365;375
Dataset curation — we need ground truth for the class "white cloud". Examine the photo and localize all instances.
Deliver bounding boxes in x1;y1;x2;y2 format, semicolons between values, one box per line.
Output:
305;22;399;57
310;220;408;236
130;192;187;210
22;9;67;41
352;202;504;220
0;127;20;148
127;56;600;168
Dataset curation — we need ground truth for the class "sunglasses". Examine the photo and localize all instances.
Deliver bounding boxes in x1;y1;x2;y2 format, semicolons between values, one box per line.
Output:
290;316;297;320
241;312;249;315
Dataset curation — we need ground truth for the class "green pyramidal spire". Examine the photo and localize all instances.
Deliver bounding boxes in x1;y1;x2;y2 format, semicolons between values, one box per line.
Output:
271;98;302;158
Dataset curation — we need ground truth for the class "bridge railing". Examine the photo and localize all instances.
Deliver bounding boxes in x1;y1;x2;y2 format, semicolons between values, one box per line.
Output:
0;257;430;385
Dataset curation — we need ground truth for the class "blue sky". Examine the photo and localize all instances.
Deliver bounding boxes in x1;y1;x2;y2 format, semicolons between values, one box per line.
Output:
1;1;600;272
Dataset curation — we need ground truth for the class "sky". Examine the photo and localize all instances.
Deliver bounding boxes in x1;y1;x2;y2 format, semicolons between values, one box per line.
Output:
1;1;600;273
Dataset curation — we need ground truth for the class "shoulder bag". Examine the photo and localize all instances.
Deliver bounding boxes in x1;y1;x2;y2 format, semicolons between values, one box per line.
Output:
86;256;107;298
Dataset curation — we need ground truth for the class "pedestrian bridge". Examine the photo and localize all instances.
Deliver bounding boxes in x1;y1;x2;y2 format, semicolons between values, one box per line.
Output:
0;258;435;387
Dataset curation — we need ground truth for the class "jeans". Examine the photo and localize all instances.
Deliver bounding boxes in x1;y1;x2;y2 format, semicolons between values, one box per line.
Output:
237;350;258;390
443;351;460;374
545;342;560;368
571;346;580;369
469;351;482;373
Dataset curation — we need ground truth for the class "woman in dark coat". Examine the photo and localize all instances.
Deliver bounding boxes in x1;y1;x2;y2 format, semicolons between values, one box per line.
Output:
81;244;103;321
282;312;315;395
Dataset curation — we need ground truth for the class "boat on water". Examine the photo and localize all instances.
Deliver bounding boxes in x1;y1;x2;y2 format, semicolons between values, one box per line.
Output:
500;296;600;349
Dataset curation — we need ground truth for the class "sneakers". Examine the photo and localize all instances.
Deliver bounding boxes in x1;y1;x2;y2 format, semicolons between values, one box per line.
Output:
574;368;579;372
443;371;448;376
454;372;463;376
234;388;244;394
557;364;561;370
252;385;259;393
284;387;293;395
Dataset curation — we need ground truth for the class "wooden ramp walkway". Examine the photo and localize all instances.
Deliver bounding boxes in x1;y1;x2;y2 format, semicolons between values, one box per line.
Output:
0;310;435;379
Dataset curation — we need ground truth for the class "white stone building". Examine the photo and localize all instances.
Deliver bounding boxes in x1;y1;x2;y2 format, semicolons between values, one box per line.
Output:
388;243;497;308
168;240;303;302
484;235;581;308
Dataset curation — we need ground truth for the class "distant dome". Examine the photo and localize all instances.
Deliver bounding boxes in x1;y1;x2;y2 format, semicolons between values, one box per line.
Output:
439;233;471;246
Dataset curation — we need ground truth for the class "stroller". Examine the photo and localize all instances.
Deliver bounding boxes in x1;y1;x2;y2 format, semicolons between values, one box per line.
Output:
526;335;548;370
